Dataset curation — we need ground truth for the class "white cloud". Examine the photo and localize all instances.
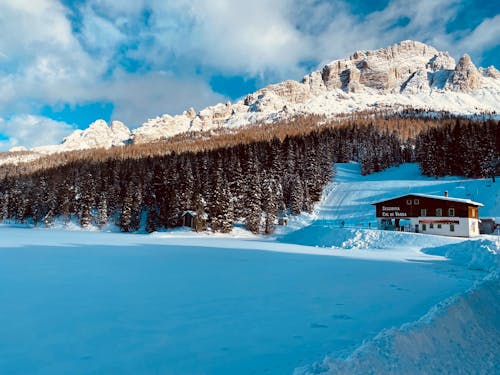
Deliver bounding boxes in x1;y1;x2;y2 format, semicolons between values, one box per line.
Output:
454;15;500;60
101;70;226;127
0;115;76;150
174;0;310;79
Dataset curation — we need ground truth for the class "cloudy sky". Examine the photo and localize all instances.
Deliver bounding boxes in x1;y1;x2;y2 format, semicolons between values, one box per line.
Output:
0;0;498;150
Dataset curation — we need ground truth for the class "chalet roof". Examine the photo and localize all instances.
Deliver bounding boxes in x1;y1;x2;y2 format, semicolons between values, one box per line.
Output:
371;193;484;207
180;210;208;219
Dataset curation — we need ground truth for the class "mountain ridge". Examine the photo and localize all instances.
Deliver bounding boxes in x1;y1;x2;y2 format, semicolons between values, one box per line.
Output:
7;40;500;156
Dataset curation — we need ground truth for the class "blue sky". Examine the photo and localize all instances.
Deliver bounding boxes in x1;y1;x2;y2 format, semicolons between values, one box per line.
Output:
0;0;498;150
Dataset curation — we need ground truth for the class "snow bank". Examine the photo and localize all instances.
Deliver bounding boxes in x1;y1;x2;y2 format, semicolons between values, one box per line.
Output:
296;239;500;375
423;238;500;272
281;227;461;250
296;272;500;375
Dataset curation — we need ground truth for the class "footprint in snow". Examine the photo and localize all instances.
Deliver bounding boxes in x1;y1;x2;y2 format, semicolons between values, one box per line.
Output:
332;314;353;320
389;284;410;292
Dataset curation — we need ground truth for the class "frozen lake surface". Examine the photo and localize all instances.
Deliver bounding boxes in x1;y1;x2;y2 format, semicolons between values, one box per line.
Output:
0;227;482;375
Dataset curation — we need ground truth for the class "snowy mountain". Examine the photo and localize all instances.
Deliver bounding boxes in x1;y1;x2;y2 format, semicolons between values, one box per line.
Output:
31;120;131;154
132;40;499;144
6;40;500;156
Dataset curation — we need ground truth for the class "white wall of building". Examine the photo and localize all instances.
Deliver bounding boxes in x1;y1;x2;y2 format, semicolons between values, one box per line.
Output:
410;217;480;237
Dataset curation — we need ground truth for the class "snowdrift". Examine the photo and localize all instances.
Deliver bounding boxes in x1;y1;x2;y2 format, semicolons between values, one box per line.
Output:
280;226;462;250
423;238;500;273
297;239;500;374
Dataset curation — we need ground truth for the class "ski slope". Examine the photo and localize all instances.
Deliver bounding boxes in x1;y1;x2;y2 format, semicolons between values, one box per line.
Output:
281;163;499;248
319;162;497;224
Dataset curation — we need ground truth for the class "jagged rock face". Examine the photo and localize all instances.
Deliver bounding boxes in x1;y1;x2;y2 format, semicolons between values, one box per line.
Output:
109;121;132;146
242;80;312;115
481;66;500;79
60;120;131;150
302;71;327;96
447;54;482;92
267;80;312;104
427;52;456;71
30;120;131;154
132;114;192;143
401;69;431;94
184;107;197;119
132;102;237;144
314;41;454;94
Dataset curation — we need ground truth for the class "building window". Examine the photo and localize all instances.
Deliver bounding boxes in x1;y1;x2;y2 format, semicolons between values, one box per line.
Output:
448;208;455;217
414;199;419;205
421;209;427;216
430;223;434;229
406;199;412;205
450;224;455;232
437;224;442;229
422;224;427;231
436;208;442;217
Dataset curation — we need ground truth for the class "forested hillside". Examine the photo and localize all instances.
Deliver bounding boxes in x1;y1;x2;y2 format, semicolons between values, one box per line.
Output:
0;116;497;233
417;119;499;177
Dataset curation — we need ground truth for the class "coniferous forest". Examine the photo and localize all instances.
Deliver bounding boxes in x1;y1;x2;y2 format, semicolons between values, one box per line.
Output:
0;116;498;233
416;119;500;178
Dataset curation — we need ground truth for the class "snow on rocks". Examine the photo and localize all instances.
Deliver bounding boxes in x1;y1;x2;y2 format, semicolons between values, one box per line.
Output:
446;54;483;92
4;40;500;160
0;120;133;166
32;119;131;154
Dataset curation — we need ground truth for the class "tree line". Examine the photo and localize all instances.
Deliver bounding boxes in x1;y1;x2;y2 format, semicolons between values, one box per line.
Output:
0;123;410;233
1;117;497;233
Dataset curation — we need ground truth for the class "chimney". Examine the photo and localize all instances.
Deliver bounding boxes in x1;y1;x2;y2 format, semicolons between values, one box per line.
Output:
444;191;448;197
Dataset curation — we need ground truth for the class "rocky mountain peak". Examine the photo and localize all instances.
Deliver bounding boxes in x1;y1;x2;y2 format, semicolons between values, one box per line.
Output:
28;119;133;153
311;41;458;94
481;66;500;79
446;54;482;92
61;119;131;148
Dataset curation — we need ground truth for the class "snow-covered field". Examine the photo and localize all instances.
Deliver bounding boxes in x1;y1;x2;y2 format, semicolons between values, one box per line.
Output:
0;163;499;374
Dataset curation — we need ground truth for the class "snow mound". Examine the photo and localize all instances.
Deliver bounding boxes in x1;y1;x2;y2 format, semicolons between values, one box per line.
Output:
296;272;500;375
296;239;500;374
281;227;460;250
423;238;500;272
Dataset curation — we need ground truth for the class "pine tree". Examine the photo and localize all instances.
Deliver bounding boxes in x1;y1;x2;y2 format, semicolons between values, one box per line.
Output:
290;175;304;215
119;187;134;232
243;160;262;233
209;164;234;233
193;194;207;232
97;193;108;229
144;181;159;233
80;202;93;228
262;174;280;234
